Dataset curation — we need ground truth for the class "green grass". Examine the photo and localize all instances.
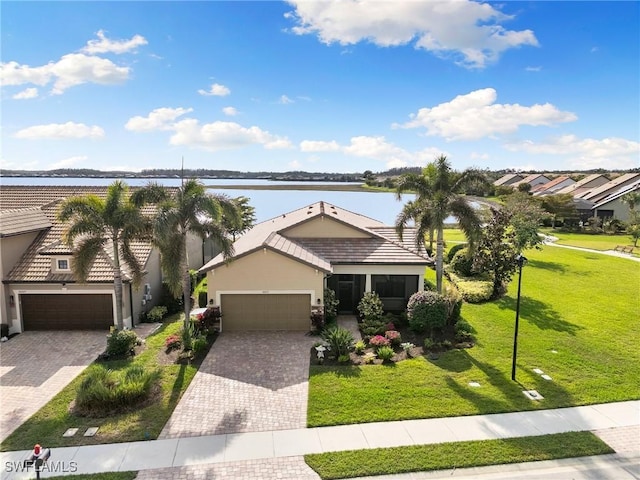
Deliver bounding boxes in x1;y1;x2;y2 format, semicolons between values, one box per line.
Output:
304;431;613;479
541;228;636;252
1;315;199;451
308;246;640;426
49;473;137;480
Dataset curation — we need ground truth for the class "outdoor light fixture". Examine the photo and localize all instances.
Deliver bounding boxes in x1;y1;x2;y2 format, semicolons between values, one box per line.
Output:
511;254;528;382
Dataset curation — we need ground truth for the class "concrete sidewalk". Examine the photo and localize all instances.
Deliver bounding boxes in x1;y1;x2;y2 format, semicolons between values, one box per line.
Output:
1;400;638;479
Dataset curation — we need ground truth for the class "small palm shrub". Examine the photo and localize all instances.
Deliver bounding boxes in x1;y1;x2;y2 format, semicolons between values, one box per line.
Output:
106;329;140;357
181;323;195;351
377;346;395;362
407;290;447;334
354;340;366;354
75;365;160;415
321;325;354;357
357;292;384;322
443;285;463;323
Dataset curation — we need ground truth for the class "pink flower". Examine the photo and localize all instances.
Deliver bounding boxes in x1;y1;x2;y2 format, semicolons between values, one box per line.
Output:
369;335;390;348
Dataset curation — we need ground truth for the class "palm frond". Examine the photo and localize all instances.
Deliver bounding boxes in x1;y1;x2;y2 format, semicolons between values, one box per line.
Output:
71;237;105;282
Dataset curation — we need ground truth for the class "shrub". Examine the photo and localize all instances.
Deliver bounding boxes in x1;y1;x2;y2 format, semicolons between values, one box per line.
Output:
447;243;467;263
106;329;140;357
443;286;463;323
181;323;195;351
321;325;354;357
440;339;453;349
362;352;376;364
357;292;384;322
385;330;402;345
423;278;436;291
354;340;366;354
192;335;209;355
360;317;387;337
165;334;181;351
75;365;160;414
147;305;168;323
377;345;395;362
406;291;447;334
338;354;350;363
198;291;208;308
424;337;435;350
369;335;390;350
454;319;474;342
446;271;494;303
450;248;475;276
323;288;339;322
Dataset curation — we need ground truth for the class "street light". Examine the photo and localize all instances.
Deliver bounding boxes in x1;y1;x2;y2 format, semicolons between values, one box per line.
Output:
511;254;527;382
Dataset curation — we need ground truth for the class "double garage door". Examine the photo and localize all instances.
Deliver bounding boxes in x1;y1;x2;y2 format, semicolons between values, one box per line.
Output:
221;294;311;331
21;294;114;330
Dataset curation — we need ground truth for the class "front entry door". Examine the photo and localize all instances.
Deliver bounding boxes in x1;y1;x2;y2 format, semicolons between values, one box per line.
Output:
338;279;354;313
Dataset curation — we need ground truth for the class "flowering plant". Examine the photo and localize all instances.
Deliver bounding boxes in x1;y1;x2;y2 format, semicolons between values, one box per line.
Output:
385;330;401;345
385;322;396;331
165;334;181;351
369;335;390;349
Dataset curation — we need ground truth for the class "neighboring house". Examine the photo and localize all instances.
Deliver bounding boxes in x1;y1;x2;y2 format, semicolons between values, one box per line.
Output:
200;201;432;332
510;174;551;189
591;180;640;222
531;176;575;196
556;173;609;197
493;173;524;187
0;186;202;334
577;173;640;204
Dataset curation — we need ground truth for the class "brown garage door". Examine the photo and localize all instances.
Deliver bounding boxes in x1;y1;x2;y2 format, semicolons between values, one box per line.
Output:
21;294;114;330
221;294;311;331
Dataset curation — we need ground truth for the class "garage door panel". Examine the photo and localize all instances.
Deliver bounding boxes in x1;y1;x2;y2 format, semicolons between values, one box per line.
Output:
21;294;113;330
221;294;310;331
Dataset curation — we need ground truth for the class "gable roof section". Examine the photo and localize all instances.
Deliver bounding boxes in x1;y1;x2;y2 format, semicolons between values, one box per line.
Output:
556;174;609;195
200;201;431;272
0;208;51;238
531;175;574;195
592;179;640;209
1;186;154;283
579;173;640;202
493;173;523;186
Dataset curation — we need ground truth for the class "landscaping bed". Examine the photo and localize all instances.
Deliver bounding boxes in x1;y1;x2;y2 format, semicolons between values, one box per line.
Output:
0;314;216;451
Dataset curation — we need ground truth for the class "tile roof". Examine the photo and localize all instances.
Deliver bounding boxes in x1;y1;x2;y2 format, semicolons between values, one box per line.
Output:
556;174;609;195
1;186;154;283
530;176;574;194
0;208;51;237
493;173;523;186
200;201;431;273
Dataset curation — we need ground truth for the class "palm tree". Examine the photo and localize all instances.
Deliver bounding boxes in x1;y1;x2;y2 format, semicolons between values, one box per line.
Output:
58;181;149;330
395;155;487;293
132;179;241;325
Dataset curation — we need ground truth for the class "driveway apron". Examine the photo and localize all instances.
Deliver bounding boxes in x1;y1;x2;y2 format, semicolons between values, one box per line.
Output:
160;331;315;439
0;331;106;442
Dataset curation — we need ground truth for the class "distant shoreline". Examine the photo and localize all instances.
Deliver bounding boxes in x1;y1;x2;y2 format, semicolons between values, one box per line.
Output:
203;183;372;192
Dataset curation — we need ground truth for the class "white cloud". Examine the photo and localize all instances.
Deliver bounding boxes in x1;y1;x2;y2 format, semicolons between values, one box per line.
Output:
125;107;193;132
505;134;640;169
222;106;238;116
14;122;105;140
525;66;541;72
279;94;294;104
285;0;538;69
169;119;292;152
12;87;38;99
395;88;577;140
1;54;130;94
81;30;148;54
299;140;341;152
470;152;490;160
48;155;88;169
198;83;231;96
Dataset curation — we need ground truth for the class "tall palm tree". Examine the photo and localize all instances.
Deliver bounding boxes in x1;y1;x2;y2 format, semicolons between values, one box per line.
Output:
132;179;241;325
395;155;487;293
58;181;149;330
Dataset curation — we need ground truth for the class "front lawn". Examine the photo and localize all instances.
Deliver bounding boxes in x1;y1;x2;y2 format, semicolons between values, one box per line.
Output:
541;228;636;252
305;431;612;479
308;247;640;426
1;315;205;451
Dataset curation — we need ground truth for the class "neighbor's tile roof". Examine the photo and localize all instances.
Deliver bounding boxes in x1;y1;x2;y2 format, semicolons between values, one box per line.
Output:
1;186;154;283
200;201;431;273
0;208;52;237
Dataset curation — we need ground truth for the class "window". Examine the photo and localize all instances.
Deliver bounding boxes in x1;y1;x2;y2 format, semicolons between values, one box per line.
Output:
372;275;407;298
57;259;70;271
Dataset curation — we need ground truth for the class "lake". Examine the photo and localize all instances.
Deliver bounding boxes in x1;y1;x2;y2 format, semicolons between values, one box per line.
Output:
1;176;414;225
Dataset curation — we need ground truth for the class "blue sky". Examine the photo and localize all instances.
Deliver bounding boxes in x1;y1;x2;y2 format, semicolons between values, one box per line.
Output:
1;1;638;174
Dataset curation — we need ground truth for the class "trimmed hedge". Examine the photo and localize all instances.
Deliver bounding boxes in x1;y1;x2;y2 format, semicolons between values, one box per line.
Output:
446;270;493;303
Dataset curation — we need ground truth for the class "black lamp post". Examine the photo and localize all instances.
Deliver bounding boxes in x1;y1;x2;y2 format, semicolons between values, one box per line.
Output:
511;254;527;381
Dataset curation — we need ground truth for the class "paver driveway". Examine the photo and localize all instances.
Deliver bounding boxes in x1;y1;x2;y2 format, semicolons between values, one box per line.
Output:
0;331;106;442
160;331;315;439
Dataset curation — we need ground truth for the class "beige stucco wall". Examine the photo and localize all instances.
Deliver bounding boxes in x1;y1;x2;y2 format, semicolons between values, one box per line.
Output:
132;247;163;325
284;216;370;238
207;248;324;306
0;232;40;326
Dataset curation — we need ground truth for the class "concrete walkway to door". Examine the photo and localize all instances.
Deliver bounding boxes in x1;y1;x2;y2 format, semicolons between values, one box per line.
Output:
160;331;316;439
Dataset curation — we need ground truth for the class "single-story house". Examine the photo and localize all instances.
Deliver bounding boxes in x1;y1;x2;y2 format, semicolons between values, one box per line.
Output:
510;174;551;189
200;201;432;332
0;186;204;334
556;173;609;197
577;173;640;203
592;180;640;222
493;173;524;187
531;176;575;196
